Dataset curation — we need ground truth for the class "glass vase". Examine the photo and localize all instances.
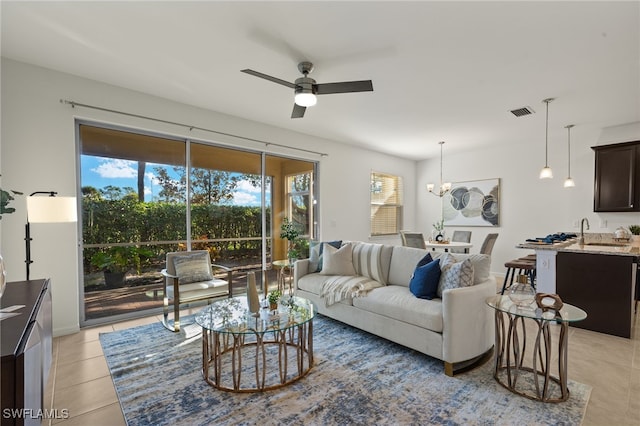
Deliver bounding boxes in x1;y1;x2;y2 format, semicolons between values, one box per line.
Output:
509;275;535;307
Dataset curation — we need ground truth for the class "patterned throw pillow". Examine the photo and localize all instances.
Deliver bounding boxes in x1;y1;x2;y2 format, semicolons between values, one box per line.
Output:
309;240;342;272
320;242;356;276
437;254;474;297
173;252;213;284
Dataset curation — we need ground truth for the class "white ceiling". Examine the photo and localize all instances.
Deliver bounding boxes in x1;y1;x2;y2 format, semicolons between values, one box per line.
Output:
2;1;639;160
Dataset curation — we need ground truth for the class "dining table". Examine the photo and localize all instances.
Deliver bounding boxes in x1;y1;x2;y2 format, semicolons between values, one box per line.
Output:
424;241;473;253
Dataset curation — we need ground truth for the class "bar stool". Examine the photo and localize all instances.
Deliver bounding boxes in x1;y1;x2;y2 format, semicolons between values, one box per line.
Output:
501;258;536;295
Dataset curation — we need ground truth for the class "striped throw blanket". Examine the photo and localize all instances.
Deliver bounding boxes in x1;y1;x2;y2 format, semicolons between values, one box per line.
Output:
320;275;383;306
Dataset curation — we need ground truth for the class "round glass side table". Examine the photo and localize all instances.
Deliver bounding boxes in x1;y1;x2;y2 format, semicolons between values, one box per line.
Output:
486;295;587;402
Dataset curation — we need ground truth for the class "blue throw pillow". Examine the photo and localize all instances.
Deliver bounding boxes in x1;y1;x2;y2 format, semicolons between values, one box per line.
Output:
416;252;433;268
409;259;441;300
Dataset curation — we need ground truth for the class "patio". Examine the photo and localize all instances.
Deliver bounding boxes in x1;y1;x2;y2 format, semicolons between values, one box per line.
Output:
84;266;287;320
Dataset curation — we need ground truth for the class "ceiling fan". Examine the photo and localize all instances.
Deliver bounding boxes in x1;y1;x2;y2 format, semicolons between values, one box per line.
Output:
241;61;374;118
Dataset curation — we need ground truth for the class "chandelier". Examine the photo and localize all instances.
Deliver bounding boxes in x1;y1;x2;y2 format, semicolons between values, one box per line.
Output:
427;141;452;197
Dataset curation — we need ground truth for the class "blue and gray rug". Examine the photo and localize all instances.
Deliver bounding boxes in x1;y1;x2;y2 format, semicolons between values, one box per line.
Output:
99;314;591;425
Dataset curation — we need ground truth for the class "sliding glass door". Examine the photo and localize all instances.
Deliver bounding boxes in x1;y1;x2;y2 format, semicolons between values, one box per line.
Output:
78;122;317;326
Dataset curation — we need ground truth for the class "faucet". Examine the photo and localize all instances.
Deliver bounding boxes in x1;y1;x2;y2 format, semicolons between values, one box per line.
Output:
579;218;590;244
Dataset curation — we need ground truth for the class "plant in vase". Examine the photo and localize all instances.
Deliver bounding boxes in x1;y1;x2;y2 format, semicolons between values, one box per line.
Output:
432;219;445;242
629;225;640;243
280;217;301;262
89;246;153;287
268;290;281;311
0;186;23;220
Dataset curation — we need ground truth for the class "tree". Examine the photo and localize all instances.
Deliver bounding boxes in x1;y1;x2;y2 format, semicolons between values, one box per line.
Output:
153;165;247;204
137;161;146;202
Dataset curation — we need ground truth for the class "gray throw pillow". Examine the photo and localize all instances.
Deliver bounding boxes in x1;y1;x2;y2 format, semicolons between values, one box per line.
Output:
320;242;356;276
173;252;213;284
309;240;342;272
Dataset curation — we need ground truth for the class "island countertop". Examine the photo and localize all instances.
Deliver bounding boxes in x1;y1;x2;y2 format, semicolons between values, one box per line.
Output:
517;238;640;257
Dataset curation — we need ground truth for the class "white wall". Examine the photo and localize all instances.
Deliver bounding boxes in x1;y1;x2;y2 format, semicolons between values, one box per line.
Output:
417;122;640;277
0;59;416;335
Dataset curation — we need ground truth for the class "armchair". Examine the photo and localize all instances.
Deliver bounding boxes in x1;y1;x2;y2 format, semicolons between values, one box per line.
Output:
161;250;232;332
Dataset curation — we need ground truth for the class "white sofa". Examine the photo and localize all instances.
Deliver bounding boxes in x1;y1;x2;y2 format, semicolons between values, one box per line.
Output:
293;242;495;376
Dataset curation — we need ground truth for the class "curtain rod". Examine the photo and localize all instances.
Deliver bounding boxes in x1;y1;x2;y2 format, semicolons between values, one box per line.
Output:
59;99;328;157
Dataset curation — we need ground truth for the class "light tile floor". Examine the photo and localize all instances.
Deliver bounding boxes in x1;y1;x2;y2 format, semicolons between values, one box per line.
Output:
45;306;640;426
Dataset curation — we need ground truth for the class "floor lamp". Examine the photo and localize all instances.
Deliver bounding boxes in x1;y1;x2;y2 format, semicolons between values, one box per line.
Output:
25;191;77;280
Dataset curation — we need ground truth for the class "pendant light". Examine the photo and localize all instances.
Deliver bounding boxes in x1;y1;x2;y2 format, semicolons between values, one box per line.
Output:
564;124;575;188
539;98;555;179
427;141;452;197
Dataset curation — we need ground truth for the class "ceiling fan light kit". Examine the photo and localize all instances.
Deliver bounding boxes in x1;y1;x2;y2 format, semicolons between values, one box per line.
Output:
241;61;373;118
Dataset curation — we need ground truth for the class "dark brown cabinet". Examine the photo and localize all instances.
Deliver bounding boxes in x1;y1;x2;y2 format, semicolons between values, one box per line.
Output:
1;279;52;426
556;252;637;338
592;141;640;212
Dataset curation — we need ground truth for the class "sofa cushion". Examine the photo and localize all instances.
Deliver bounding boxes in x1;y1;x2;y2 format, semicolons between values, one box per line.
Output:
352;242;393;285
320;242;356;275
172;252;213;284
296;273;354;306
352;285;444;332
308;240;342;272
437;254;474;297
388;246;433;287
409;258;441;300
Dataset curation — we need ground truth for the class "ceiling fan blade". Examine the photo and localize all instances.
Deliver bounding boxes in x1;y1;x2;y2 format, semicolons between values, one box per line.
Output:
315;80;374;95
291;103;306;119
241;69;296;89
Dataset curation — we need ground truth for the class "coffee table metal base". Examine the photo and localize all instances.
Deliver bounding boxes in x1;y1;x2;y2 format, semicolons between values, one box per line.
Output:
493;311;569;402
201;320;313;392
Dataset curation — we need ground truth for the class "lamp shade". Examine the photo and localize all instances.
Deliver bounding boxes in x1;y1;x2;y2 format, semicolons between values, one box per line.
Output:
539;166;553;179
27;196;77;223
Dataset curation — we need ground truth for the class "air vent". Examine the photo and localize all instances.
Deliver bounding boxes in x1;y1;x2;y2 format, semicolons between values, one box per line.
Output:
510;106;535;117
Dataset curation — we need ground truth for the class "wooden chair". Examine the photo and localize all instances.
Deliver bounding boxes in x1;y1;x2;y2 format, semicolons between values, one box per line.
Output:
450;230;472;253
161;250;232;332
400;231;426;249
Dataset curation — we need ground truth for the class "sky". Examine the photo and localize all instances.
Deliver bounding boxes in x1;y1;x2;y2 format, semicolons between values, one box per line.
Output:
81;156;267;206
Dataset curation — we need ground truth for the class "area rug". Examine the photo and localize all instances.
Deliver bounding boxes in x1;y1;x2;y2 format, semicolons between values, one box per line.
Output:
99;314;591;426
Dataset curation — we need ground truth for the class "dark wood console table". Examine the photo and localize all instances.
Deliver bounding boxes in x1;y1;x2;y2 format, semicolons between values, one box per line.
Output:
1;279;52;426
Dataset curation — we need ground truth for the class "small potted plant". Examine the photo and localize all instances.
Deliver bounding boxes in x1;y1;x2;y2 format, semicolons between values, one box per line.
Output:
629;225;640;243
268;289;281;311
90;246;153;287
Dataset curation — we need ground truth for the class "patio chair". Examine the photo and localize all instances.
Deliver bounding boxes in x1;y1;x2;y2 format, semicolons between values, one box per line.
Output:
161;250;232;332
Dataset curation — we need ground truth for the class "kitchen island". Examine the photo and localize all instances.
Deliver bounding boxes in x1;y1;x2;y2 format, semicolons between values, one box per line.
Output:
518;236;639;338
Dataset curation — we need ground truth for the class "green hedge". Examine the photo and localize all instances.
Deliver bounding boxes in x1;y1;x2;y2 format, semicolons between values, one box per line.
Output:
83;198;271;272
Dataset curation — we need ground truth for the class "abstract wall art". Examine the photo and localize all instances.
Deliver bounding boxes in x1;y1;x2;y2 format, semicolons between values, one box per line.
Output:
443;178;500;227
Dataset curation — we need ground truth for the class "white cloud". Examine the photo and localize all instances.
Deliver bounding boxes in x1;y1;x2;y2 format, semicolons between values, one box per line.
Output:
235;179;262;193
233;191;259;206
92;159;137;178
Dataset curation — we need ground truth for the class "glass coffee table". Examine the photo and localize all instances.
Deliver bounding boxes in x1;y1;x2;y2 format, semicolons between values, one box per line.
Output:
195;295;314;392
486;295;587;402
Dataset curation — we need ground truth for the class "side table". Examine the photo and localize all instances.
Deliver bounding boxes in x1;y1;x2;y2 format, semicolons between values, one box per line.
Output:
485;295;587;402
272;259;293;295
